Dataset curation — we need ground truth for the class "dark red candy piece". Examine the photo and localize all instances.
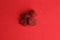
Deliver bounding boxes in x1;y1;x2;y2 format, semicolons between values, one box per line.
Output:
19;9;36;26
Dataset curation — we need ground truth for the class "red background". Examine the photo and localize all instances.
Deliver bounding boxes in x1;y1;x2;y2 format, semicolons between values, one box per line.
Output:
0;0;60;40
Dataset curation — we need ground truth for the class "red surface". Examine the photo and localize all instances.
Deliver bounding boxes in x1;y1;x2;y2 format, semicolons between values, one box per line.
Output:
0;0;60;40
